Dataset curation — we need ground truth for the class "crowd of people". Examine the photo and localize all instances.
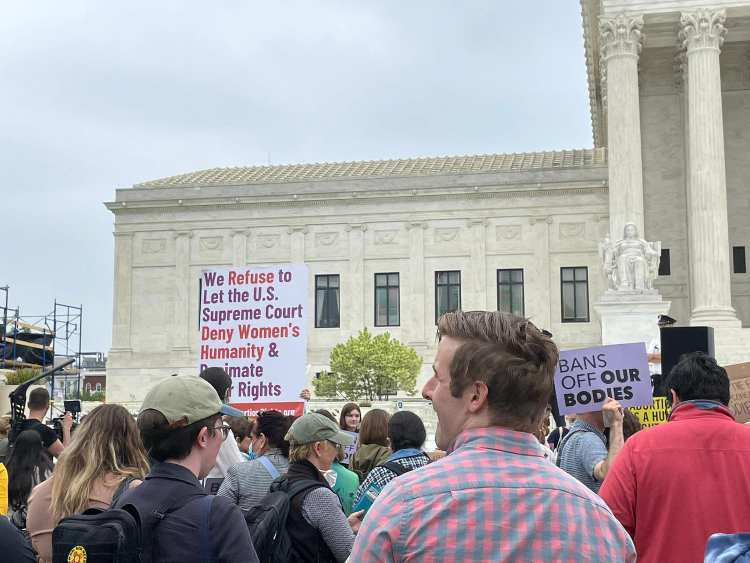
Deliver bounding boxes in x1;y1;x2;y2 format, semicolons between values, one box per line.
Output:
0;310;749;561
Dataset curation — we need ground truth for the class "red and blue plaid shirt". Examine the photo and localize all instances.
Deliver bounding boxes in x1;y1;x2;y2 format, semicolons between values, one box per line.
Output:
349;426;636;562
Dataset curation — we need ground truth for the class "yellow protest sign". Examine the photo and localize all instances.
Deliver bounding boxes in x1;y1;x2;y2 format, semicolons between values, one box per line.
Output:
629;396;670;428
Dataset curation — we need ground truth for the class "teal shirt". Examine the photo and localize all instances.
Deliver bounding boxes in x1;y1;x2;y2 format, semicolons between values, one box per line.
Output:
331;461;359;515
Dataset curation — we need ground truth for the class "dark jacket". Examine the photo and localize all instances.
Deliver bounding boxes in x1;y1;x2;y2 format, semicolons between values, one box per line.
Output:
115;462;258;563
286;460;337;563
0;515;35;562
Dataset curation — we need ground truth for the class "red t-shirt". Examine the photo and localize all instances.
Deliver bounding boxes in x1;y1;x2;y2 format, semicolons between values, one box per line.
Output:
600;401;750;563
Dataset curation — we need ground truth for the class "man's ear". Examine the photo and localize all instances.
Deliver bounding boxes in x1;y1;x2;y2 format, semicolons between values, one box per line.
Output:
670;389;680;407
196;425;210;449
467;381;489;414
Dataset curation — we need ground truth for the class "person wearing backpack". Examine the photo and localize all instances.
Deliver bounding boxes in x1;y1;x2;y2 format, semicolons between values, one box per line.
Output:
217;410;293;510
114;375;258;563
26;404;149;563
281;412;364;562
352;410;431;513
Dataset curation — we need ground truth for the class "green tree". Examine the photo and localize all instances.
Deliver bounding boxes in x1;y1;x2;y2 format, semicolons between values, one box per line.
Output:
313;329;421;401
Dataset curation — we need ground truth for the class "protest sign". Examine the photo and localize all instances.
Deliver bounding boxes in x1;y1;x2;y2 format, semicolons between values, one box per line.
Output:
198;264;308;417
727;362;750;424
629;396;670;429
339;430;358;466
553;342;652;415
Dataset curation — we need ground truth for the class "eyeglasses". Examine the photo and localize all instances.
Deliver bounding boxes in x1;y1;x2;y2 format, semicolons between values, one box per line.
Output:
213;424;231;441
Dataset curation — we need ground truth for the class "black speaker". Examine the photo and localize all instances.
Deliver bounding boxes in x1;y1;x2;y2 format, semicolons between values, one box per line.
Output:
660;326;714;382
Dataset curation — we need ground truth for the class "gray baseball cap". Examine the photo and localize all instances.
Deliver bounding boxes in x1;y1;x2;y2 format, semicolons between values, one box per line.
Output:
140;375;243;426
285;412;356;446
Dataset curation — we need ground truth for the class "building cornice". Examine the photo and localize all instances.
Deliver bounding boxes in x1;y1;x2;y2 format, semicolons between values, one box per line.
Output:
105;181;608;216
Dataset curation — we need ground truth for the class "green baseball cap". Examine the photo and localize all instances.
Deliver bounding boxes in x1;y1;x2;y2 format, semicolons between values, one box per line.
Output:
139;375;243;426
285;412;356;446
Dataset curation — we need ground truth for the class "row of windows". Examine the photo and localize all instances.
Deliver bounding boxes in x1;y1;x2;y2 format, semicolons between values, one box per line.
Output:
658;246;747;276
314;267;591;328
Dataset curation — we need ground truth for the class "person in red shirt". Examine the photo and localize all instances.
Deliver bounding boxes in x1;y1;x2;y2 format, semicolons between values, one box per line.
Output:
600;352;750;563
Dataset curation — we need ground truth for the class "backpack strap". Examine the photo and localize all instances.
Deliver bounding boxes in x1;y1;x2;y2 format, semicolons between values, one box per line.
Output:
198;495;215;563
110;475;136;508
132;492;207;563
286;478;324;501
257;456;280;480
379;461;410;477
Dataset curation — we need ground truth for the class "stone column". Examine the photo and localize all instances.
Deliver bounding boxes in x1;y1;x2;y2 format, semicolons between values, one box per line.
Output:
680;9;740;326
172;231;193;351
288;226;308;264
529;216;553;329
231;229;249;267
346;224;366;334
600;13;645;240
111;232;133;352
407;222;428;345
467;219;488;310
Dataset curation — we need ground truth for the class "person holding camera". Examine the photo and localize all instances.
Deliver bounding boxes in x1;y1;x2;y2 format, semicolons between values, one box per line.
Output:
11;388;71;458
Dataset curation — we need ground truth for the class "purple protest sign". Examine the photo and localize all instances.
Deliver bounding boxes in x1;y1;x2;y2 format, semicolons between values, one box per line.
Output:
553;342;652;415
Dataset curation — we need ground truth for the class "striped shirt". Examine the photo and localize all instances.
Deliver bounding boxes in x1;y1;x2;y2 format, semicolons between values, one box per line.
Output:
557;420;608;493
349;426;636;563
217;448;289;511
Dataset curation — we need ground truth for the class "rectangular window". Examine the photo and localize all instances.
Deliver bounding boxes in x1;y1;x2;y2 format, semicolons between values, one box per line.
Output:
315;274;340;328
658;249;671;276
497;269;524;316
561;267;589;322
435;270;461;323
734;246;747;274
374;273;400;326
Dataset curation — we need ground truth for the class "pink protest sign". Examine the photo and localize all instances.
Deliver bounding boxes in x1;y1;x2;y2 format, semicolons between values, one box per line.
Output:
553;342;652;415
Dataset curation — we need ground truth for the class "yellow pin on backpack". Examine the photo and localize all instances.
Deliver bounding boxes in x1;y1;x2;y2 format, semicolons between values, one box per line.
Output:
67;545;87;563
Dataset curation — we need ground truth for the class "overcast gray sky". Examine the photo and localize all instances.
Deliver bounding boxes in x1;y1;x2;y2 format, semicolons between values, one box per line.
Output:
1;1;591;355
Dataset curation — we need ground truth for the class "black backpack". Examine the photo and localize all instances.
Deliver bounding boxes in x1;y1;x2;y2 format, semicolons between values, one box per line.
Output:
52;481;213;563
244;476;322;563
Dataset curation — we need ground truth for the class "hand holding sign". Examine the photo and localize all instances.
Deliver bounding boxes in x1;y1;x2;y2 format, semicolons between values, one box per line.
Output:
554;343;652;415
601;398;624;427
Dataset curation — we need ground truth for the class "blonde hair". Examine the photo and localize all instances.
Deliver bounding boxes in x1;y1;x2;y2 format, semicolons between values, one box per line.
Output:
288;442;316;463
51;404;149;522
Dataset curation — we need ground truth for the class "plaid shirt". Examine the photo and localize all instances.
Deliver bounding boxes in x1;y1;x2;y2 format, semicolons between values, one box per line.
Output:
353;451;431;506
349;426;636;563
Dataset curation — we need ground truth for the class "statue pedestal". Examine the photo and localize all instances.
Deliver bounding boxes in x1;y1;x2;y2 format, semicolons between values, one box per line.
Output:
594;291;671;346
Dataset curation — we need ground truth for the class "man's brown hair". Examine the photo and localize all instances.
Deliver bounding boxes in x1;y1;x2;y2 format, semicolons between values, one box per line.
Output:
438;311;559;433
28;388;50;411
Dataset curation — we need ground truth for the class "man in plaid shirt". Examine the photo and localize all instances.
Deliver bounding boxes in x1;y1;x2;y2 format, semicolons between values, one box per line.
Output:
349;311;636;563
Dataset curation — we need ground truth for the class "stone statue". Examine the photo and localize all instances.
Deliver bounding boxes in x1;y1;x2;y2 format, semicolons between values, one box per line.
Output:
600;223;661;292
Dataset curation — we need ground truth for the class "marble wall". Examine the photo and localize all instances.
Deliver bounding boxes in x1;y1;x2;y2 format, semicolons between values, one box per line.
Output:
107;171;609;407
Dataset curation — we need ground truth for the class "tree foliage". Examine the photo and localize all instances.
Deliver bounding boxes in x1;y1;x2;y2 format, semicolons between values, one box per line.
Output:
313;329;421;401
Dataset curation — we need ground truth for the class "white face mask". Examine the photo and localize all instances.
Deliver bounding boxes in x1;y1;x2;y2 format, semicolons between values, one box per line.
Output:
322;469;338;488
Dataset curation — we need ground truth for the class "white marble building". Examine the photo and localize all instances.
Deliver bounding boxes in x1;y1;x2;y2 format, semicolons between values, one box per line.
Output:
106;0;750;406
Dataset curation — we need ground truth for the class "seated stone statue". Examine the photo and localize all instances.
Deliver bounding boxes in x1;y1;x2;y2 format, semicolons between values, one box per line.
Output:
600;223;660;292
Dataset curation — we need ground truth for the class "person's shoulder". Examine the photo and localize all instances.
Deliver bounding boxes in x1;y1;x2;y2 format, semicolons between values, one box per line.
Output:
29;475;53;502
376;452;448;496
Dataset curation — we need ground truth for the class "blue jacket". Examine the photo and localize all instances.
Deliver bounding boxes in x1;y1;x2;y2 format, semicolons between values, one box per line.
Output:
116;462;258;563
